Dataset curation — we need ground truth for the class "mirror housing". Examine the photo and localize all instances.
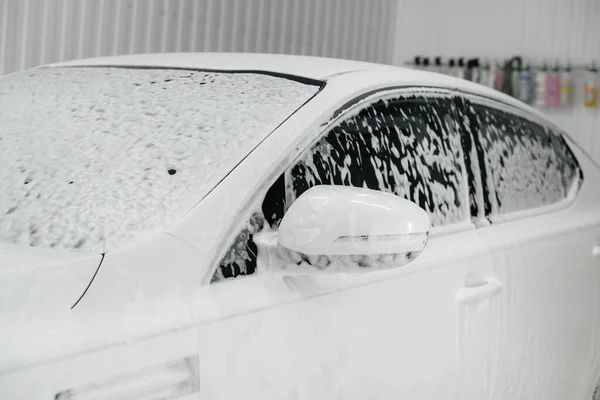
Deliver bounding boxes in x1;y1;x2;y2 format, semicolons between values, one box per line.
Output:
261;185;430;273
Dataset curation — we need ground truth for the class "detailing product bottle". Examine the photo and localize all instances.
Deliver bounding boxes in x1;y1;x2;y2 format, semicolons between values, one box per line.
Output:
422;57;430;72
489;60;498;88
447;59;456;76
534;64;547;108
559;64;574;107
511;64;521;99
457;57;466;80
434;57;443;73
494;63;506;91
464;59;473;81
584;65;598;108
471;58;481;83
519;64;534;104
480;59;491;87
546;63;561;108
413;56;422;70
502;62;514;96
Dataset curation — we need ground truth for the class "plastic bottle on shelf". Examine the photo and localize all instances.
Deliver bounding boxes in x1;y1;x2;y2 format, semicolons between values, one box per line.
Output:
480;59;491;87
413;56;422;70
494;63;506;91
433;57;443;74
422;57;431;72
488;61;498;88
447;59;456;76
534;63;547;108
559;64;574;107
584;65;598;108
464;59;473;81
502;61;514;96
511;63;521;99
519;63;534;104
545;63;561;108
457;58;466;80
471;58;481;83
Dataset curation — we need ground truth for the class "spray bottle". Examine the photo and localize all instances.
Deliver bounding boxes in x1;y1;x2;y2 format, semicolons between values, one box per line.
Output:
559;64;574;107
584;65;598;108
519;63;534;105
534;63;547;108
546;63;561;108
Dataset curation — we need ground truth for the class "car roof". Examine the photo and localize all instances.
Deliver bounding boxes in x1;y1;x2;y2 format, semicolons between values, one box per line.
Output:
47;52;549;125
47;52;397;80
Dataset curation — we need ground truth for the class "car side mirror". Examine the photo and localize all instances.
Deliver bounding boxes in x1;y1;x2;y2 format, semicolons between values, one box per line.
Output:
256;185;430;274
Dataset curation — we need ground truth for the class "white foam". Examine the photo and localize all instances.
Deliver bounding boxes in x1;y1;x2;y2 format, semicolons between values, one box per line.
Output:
0;67;319;253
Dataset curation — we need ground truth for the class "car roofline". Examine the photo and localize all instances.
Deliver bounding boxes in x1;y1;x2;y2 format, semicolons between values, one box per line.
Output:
44;52;394;80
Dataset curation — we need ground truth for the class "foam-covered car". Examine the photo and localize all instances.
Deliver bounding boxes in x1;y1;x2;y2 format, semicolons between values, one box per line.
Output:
1;53;599;400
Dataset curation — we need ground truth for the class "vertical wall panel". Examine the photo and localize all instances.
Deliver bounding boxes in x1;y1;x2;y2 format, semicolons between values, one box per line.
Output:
82;0;101;59
129;0;147;54
393;0;600;162
253;0;266;53
330;0;343;59
2;0;18;73
0;0;397;70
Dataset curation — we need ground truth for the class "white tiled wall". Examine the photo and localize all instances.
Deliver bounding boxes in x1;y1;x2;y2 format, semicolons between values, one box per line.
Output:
393;0;600;162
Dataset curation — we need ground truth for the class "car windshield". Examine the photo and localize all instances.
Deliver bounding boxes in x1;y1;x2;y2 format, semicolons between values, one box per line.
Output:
0;67;320;253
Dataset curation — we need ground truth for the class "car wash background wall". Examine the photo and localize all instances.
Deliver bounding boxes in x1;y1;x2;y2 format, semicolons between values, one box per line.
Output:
0;0;397;74
0;0;598;162
393;0;600;162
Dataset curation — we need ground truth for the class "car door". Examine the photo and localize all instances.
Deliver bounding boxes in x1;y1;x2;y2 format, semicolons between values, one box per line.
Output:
461;94;599;399
197;88;501;399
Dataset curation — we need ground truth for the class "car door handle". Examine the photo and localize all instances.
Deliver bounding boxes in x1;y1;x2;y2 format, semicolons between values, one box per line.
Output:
455;277;502;305
593;245;600;257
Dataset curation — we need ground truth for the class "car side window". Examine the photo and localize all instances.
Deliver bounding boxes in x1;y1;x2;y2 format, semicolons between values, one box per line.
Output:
470;103;582;216
213;93;468;282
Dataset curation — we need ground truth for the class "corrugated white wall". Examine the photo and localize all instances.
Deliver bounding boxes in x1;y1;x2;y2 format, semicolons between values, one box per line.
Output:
0;0;397;75
393;0;600;162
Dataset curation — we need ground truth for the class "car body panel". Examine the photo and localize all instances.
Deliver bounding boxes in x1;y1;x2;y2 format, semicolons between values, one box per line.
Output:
0;325;199;400
1;54;600;399
0;232;201;372
197;226;496;399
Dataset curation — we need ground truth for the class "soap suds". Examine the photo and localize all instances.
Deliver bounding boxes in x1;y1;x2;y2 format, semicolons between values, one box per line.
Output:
472;104;581;215
0;67;319;253
216;94;467;281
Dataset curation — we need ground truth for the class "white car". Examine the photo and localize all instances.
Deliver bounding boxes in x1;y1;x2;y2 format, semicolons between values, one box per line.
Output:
1;53;599;400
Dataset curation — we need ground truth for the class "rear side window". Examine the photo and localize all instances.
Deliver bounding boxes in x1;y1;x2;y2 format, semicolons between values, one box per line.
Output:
470;103;581;216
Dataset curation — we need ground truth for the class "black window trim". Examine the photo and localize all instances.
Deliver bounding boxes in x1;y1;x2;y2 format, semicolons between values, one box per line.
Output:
51;65;327;88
